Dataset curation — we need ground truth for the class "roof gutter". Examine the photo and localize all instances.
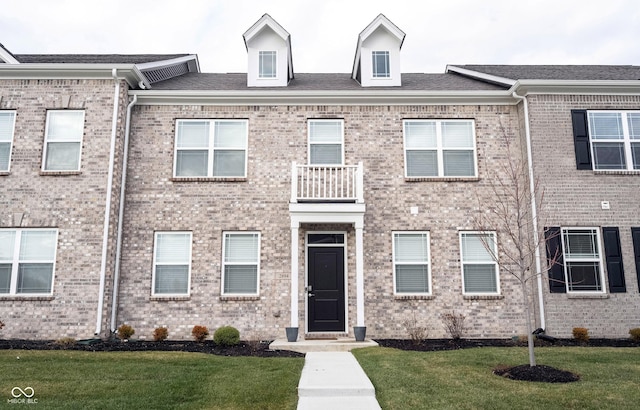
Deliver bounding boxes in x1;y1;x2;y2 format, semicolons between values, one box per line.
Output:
511;89;546;331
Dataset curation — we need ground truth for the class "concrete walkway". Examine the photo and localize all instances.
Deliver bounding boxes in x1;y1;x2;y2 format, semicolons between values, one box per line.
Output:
296;352;381;410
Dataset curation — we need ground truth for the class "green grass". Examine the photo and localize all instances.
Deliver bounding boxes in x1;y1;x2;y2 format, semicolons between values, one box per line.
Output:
353;346;640;410
0;350;304;409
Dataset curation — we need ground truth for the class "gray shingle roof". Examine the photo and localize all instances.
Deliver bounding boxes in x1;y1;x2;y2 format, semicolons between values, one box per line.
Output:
453;65;640;81
15;54;191;64
150;72;507;91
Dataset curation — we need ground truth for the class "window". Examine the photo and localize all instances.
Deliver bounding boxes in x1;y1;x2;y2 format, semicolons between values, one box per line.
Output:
404;120;477;177
222;232;260;295
0;111;16;172
588;111;640;170
259;51;277;78
174;119;248;178
393;232;431;294
152;232;191;296
561;228;605;292
460;232;499;294
42;110;84;171
308;120;343;165
0;229;57;295
372;51;390;78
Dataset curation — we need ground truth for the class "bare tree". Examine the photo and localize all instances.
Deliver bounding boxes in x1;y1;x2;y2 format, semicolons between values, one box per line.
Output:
473;123;559;367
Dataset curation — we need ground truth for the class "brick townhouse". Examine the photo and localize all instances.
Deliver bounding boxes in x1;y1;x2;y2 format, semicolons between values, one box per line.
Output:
0;14;638;341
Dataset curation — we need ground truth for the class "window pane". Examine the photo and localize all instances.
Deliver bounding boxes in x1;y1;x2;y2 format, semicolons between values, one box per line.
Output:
213;150;246;177
442;122;473;147
372;51;389;78
463;264;497;293
259;51;276;78
20;231;56;261
443;150;474;176
177;121;209;148
224;265;258;293
214;121;247;148
566;262;601;292
309;121;342;143
394;233;428;262
405;122;436;148
17;263;53;293
0;264;10;293
0;231;16;260
628;114;640;139
0;112;15;142
588;112;623;139
632;143;640;170
396;265;428;293
564;230;598;259
45;142;81;170
155;233;190;264
308;234;344;244
592;142;625;169
47;111;84;141
154;265;189;294
406;150;437;176
225;233;259;263
0;142;10;171
461;233;494;261
310;144;342;165
176;150;208;176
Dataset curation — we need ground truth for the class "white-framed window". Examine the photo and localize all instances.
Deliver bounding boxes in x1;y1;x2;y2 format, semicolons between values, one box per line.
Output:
404;119;477;178
561;227;605;293
222;232;260;295
392;232;431;295
0;111;16;172
460;231;499;295
588;111;640;170
0;229;58;295
152;232;192;296
42;110;84;171
308;119;344;165
372;51;390;78
259;51;277;78
174;119;248;178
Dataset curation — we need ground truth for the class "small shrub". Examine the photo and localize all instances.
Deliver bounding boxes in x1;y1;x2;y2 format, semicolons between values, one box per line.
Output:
402;313;427;346
214;326;240;346
117;324;135;340
572;327;589;343
55;337;77;348
192;325;209;342
441;311;467;340
153;327;169;342
629;328;640;342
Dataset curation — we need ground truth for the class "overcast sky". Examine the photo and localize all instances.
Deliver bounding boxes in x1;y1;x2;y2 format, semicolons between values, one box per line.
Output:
1;0;639;74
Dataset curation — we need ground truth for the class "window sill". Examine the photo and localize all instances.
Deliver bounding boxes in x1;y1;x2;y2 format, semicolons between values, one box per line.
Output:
567;293;609;299
463;295;503;300
219;295;260;301
170;177;247;182
0;172;9;176
150;296;190;301
405;177;479;182
592;170;640;175
394;295;434;300
0;295;54;301
39;171;82;176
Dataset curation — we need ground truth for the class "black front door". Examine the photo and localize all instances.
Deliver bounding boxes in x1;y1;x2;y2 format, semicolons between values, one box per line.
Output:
307;246;345;332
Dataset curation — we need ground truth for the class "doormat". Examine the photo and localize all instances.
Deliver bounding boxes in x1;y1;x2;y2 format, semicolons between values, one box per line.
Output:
304;336;338;340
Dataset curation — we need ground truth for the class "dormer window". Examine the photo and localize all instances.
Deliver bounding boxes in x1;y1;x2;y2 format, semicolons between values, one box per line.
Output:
259;51;277;78
372;51;390;78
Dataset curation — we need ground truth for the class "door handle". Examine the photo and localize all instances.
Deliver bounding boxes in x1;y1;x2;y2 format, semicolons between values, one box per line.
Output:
308;292;315;297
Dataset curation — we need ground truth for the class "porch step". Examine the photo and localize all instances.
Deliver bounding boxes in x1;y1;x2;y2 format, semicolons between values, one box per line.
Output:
269;338;378;353
297;352;381;410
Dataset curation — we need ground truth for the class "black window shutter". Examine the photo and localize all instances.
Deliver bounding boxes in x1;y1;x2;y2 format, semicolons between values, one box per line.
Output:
602;227;626;293
571;110;592;170
632;228;640;293
545;227;566;293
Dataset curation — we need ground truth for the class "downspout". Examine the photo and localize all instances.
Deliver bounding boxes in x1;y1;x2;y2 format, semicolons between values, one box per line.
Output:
110;93;137;332
95;69;121;335
512;90;546;330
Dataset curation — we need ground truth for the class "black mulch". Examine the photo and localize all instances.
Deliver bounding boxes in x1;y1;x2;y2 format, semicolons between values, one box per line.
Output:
493;364;580;383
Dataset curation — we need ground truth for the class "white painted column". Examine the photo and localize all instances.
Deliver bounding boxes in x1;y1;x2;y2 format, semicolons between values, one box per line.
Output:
355;222;365;327
290;224;299;328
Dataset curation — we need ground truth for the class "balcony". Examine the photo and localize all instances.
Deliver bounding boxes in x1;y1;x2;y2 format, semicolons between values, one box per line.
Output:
290;162;364;204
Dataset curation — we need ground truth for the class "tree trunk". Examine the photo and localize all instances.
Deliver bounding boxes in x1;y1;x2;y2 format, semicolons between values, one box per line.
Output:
522;280;536;366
